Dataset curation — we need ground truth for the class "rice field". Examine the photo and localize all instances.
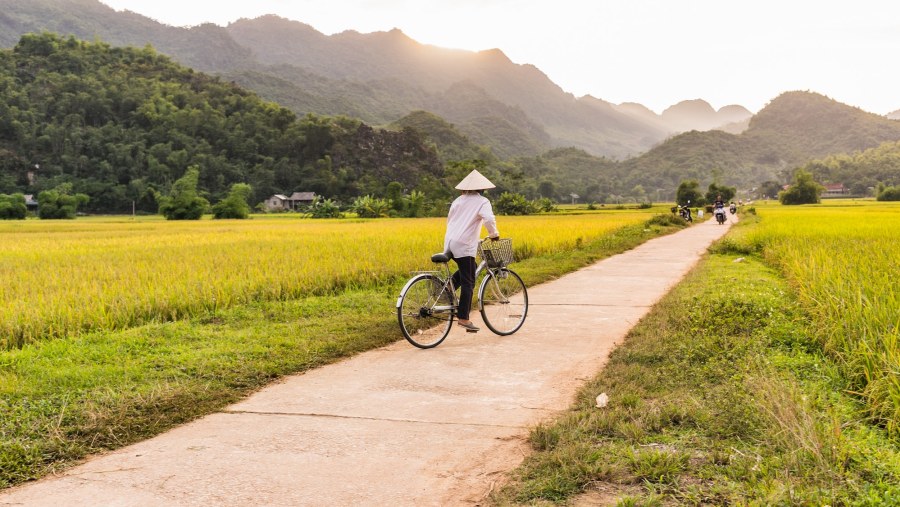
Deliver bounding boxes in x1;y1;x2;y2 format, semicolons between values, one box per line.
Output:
0;212;651;349
734;202;900;434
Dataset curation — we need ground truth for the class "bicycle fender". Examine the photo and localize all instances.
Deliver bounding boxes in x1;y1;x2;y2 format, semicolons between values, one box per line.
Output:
396;273;434;308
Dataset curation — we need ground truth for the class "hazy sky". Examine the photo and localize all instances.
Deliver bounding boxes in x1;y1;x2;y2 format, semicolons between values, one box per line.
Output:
98;0;900;115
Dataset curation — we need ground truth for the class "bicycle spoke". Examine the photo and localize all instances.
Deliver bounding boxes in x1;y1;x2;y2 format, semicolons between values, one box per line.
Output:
398;274;454;348
479;269;528;335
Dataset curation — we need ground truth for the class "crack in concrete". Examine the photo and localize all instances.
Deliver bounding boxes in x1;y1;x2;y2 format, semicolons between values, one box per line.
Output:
220;409;527;430
528;303;652;308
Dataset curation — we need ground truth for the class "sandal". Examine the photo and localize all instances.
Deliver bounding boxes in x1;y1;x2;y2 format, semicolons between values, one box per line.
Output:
457;321;480;332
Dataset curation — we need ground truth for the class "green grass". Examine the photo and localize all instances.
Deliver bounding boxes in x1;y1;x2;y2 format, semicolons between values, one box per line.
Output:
0;217;685;489
553;204;676;215
493;215;900;505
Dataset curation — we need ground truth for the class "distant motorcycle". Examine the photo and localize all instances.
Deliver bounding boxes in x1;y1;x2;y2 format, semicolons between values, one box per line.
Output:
679;205;693;222
729;203;737;215
714;205;727;225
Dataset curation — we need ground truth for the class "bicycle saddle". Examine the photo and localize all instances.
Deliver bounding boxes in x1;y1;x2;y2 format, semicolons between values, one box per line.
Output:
431;250;451;263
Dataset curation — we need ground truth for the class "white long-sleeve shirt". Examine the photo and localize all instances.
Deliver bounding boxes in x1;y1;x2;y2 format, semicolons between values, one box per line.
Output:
443;193;499;258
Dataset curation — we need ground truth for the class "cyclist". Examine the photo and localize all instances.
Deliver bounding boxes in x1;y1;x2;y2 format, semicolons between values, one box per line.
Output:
444;169;500;332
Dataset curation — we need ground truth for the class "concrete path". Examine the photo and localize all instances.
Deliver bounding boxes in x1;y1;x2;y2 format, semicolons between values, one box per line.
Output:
0;218;733;506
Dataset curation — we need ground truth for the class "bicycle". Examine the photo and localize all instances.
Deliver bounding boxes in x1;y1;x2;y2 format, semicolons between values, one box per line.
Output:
396;238;529;348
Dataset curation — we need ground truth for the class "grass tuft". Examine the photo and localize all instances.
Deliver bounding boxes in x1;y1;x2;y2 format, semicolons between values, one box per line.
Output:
627;447;687;484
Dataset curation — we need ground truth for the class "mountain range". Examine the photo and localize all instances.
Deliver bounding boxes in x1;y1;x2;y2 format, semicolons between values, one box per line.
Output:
616;91;900;193
1;0;899;207
0;0;753;159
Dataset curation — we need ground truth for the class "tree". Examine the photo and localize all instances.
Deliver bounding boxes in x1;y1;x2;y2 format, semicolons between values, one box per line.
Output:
386;181;405;213
779;170;823;205
158;167;209;220
705;182;736;204
759;180;783;199
0;193;28;219
630;184;648;204
38;185;89;219
212;183;252;219
537;180;556;200
675;180;704;206
444;160;488;190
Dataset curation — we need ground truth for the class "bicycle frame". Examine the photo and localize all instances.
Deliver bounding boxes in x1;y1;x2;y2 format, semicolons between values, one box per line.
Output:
395;259;502;316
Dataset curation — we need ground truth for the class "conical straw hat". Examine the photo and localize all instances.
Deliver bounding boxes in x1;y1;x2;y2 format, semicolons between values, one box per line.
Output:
455;169;496;190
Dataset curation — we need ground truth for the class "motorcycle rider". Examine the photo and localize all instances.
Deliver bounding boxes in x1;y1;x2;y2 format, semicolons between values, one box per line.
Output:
713;194;726;210
678;201;693;222
713;194;726;224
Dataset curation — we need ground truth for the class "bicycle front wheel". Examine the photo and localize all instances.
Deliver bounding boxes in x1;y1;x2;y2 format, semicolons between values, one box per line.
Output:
479;268;528;335
397;274;454;348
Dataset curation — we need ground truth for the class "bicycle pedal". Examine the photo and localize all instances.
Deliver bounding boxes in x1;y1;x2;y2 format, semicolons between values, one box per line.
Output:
465;329;478;333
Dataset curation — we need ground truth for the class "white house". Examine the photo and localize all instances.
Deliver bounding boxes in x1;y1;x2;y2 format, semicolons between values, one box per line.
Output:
24;194;38;211
264;192;316;211
822;183;847;197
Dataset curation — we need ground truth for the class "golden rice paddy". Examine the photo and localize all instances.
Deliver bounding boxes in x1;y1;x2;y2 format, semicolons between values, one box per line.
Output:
0;212;649;348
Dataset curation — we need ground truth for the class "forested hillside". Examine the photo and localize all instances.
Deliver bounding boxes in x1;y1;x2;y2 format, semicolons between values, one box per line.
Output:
745;92;900;161
388;111;494;163
0;0;743;159
0;33;446;212
616;91;900;195
512;148;621;204
0;32;617;212
798;140;900;191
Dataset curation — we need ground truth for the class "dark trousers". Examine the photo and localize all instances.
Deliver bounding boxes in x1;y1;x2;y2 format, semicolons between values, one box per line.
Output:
451;256;477;320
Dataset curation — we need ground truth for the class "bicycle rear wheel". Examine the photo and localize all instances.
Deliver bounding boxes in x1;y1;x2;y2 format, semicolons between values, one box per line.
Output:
397;274;454;348
479;268;528;335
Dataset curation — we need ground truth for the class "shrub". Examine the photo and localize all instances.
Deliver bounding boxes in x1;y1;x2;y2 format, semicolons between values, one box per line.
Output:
305;197;343;218
352;195;391;218
779;170;823;205
402;190;427;217
212;183;252;219
535;197;557;213
37;185;89;219
647;213;688;227
876;186;900;201
158;167;209;220
495;192;537;215
0;193;27;219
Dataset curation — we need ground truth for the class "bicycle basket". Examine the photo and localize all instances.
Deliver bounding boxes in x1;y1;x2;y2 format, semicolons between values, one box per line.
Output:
479;238;514;268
